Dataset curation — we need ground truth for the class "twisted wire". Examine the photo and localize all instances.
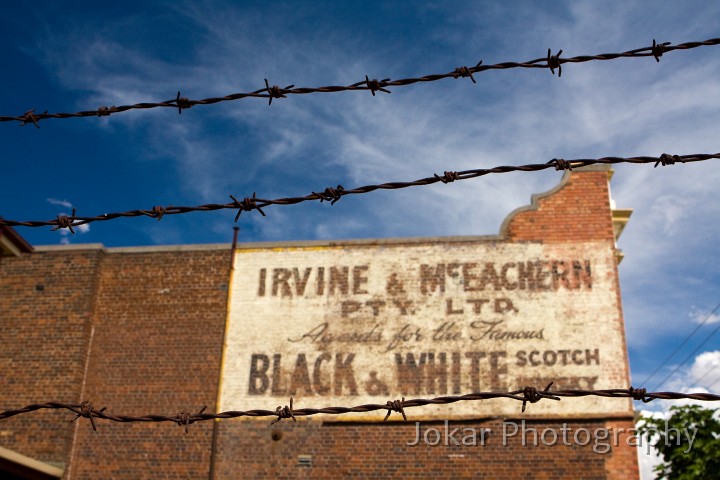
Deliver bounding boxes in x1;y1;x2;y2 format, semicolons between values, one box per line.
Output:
1;387;717;431
1;152;716;231
2;37;718;127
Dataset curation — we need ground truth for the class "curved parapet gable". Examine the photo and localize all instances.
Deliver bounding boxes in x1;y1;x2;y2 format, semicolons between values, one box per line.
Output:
499;164;616;243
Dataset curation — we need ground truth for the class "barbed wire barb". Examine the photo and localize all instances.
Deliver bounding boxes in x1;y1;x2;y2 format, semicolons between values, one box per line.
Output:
313;185;345;204
453;61;482;83
655;153;684;168
97;106;112;117
628;386;651;403
383;397;407;421
365;75;391;96
175;406;207;433
50;207;77;234
521;382;559;413
652;39;671;62
175;91;193;114
230;193;266;221
141;205;171;221
20;109;41;128
434;171;459;183
547;49;563;76
70;401;107;432
549;158;573;171
271;398;296;425
265;79;294;105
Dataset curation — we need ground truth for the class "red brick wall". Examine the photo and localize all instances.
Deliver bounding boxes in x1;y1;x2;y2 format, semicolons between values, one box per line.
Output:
604;419;641;479
0;249;103;466
67;249;229;479
504;166;616;243
0;247;229;478
214;418;638;479
0;166;638;479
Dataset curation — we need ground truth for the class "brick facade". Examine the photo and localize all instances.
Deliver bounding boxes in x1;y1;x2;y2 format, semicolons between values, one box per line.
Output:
0;248;103;466
0;166;639;479
214;417;638;479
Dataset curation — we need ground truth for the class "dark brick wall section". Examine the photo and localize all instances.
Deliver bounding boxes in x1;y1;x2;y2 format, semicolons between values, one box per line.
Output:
68;250;230;480
0;249;103;467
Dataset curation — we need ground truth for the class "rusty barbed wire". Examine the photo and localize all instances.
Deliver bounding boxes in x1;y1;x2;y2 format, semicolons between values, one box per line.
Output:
1;386;718;432
0;152;717;232
2;37;719;127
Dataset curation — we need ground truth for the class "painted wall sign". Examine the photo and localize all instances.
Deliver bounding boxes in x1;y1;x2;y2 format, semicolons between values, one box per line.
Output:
219;240;631;419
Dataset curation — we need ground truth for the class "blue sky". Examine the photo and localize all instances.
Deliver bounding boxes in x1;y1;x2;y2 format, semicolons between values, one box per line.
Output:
2;1;719;475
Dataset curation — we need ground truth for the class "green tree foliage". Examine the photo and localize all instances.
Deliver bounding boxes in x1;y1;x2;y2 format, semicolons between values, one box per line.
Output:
637;405;720;480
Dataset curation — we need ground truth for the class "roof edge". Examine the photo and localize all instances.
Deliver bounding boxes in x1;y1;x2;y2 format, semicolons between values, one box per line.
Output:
0;220;34;256
0;446;63;478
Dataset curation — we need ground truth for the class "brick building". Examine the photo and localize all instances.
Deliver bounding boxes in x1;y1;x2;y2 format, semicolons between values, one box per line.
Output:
0;165;639;479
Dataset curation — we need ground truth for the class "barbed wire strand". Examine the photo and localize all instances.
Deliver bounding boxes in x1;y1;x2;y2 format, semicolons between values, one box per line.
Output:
2;37;719;127
0;152;716;232
1;386;718;432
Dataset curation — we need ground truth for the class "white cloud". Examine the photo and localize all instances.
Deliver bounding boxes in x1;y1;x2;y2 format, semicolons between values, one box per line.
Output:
46;198;74;209
56;221;91;243
689;351;720;389
690;307;720;326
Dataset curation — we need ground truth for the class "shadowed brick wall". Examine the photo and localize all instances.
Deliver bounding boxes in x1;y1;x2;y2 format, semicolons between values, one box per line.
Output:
0;249;103;469
68;249;229;479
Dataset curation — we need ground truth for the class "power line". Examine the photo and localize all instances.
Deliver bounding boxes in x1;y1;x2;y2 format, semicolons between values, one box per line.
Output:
1;37;718;127
640;301;720;388
652;302;720;392
693;361;720;387
0;152;715;232
707;373;720;392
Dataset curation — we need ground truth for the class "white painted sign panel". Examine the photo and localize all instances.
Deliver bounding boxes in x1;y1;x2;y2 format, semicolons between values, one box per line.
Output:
219;240;631;419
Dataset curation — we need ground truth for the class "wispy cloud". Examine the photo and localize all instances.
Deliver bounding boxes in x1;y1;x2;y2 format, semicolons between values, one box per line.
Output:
46;198;74;209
